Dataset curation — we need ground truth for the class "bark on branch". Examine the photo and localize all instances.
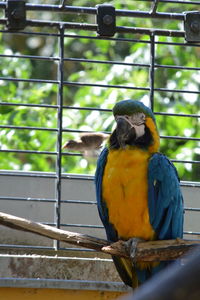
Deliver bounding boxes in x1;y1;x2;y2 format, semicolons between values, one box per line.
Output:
0;211;199;261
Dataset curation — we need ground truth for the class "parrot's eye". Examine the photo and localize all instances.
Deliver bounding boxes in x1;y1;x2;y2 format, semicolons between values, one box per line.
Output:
131;112;146;125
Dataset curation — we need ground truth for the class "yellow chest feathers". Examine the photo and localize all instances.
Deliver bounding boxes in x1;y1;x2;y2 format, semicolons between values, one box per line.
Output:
102;148;155;240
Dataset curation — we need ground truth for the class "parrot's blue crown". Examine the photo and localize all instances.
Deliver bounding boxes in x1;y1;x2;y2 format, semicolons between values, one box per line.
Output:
113;100;155;122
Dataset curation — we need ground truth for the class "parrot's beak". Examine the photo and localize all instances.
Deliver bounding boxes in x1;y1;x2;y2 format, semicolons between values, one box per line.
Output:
116;117;136;148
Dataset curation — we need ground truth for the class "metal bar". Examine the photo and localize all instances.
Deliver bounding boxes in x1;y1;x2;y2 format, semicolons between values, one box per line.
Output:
0;196;56;203
0;76;58;84
160;135;200;141
0;149;199;164
0;149;57;155
0;125;58;132
0;244;54;250
0;172;57;179
171;160;200;164
54;25;65;250
150;0;160;14
1;2;186;20
0;102;199;118
0;171;198;187
154;112;200;118
63;80;149;90
0;102;58;109
184;231;200;236
1;76;200;94
60;224;103;229
185;207;200;212
2;52;200;72
149;33;155;111
0;196;96;205
0;54;59;61
0;17;186;37
1;29;200;48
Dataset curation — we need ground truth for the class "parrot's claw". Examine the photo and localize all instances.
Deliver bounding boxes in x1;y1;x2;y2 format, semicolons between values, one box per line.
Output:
125;237;144;264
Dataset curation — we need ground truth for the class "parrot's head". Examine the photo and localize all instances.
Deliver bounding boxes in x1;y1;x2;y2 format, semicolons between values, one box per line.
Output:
109;99;160;153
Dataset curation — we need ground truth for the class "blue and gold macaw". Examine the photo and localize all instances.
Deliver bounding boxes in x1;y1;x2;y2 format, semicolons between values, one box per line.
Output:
95;99;184;288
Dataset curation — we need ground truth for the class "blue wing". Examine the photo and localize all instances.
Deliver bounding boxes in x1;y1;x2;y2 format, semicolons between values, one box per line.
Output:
148;153;184;240
94;147;118;242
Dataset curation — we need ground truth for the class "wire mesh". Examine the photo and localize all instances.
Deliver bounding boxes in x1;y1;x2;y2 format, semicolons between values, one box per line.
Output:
0;1;199;253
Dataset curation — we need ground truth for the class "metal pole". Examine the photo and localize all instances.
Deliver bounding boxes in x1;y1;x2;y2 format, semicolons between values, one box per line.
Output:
149;34;155;111
54;24;65;250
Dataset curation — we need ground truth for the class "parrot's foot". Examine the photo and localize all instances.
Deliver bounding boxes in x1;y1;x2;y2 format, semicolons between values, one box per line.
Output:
125;237;144;264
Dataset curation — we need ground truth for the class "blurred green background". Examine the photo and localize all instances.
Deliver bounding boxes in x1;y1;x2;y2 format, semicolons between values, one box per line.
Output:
0;0;199;181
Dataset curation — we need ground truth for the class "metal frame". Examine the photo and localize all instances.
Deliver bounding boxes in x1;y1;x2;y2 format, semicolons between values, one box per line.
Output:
0;1;199;253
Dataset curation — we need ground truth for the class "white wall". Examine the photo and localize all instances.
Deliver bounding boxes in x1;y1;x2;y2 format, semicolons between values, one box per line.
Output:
0;171;199;247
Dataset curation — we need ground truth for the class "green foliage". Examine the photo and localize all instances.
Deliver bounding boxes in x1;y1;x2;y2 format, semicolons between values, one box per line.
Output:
0;2;199;182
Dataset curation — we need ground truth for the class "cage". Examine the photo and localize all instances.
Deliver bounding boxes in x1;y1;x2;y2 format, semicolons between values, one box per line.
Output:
0;1;199;299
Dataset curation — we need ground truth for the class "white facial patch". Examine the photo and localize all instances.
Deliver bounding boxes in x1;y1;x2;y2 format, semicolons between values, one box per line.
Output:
115;112;146;139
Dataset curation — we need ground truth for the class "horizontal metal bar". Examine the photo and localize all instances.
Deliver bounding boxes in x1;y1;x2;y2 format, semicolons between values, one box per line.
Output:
171;160;200;164
0;16;185;38
0;76;58;84
40;222;104;229
58;247;96;252
0;28;199;49
0;149;57;155
0;244;54;250
40;222;103;230
155;112;200;118
64;81;200;95
184;231;200;236
2;195;199;209
0;243;95;252
0;29;60;38
0;2;186;20
155;87;200;94
0;102;199;118
0;148;199;164
160;135;200;141
0;125;58;132
185;207;200;212
64;57;149;68
0;54;59;61
63;106;111;112
0;196;96;205
1;53;200;73
0;170;199;187
0;171;57;179
0;196;56;203
0;102;58;109
0;81;200;96
61;224;103;229
63;81;149;90
3;125;196;141
62;200;96;205
155;64;200;71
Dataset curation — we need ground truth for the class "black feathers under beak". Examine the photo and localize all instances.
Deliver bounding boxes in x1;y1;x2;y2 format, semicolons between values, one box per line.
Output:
111;117;136;149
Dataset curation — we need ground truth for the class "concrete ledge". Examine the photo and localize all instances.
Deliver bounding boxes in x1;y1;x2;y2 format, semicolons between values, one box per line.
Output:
0;278;131;292
0;254;121;282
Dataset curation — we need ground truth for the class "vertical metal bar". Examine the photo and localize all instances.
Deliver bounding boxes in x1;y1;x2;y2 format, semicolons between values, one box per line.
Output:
54;24;65;250
150;0;160;15
149;33;155;111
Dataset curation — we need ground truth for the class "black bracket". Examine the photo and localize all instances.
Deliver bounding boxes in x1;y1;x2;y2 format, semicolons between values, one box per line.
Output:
184;11;200;42
96;4;116;37
5;0;26;31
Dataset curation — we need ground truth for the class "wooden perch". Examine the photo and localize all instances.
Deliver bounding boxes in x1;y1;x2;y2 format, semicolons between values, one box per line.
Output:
0;211;200;261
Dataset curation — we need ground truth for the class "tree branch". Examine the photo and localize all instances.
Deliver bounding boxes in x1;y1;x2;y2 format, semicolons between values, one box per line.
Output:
0;211;199;261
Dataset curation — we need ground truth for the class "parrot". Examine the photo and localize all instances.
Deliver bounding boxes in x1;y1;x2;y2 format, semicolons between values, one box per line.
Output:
95;99;184;288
